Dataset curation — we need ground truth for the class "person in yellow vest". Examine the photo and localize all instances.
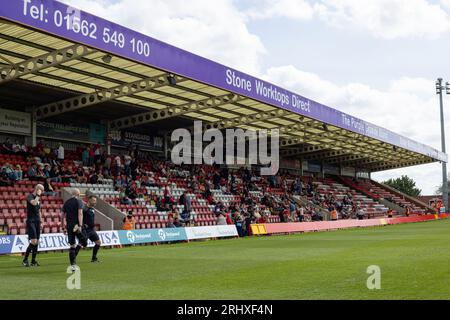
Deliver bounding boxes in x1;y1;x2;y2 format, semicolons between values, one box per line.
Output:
123;211;135;230
330;207;338;221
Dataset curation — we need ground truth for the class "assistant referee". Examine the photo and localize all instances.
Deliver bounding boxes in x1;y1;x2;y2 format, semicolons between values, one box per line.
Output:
22;184;44;267
61;188;86;272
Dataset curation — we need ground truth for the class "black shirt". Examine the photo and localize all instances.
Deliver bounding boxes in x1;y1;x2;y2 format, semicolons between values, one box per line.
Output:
62;197;83;226
83;205;95;229
26;193;41;222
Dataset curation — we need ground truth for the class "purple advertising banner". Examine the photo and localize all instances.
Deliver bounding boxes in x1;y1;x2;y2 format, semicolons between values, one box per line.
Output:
0;0;446;162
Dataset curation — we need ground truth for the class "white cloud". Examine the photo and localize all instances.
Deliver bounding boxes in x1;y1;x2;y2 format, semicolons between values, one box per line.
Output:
61;0;266;75
245;0;316;20
245;0;450;39
316;0;450;40
441;0;450;11
263;65;449;194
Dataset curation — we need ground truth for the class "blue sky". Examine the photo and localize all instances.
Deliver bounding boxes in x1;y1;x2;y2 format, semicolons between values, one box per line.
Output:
62;0;450;195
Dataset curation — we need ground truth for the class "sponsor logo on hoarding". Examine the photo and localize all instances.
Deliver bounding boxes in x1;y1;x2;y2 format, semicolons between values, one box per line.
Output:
122;230;153;244
1;227;234;255
0;236;11;245
98;231;120;245
185;226;238;240
126;231;136;243
14;236;27;252
158;229;166;241
0;235;14;255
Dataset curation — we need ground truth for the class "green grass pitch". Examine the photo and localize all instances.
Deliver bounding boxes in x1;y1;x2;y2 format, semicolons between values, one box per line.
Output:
1;219;450;300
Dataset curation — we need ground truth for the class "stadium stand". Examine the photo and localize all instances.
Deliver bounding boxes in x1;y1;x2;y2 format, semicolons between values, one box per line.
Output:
343;178;429;214
0;139;437;236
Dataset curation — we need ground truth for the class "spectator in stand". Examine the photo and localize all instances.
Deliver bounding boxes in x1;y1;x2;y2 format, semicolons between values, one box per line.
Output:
167;216;178;228
12;140;22;153
1;163;14;180
124;154;132;177
149;192;158;206
130;157;139;179
179;190;192;213
1;138;13;153
43;178;58;196
61;166;76;183
312;210;323;221
82;147;89;166
126;183;138;201
341;208;350;219
233;211;244;237
173;217;182;228
268;175;276;188
356;207;365;220
42;143;52;164
42;164;51;179
35;139;45;156
387;209;394;218
27;163;38;180
164;185;173;205
114;154;122;176
216;212;227;225
76;166;87;183
104;155;111;174
0;167;13;186
257;212;267;224
405;207;411;217
57;143;64;163
214;201;225;215
226;212;234;225
30;163;46;181
88;146;95;167
330;207;338;221
213;171;221;190
244;210;254;236
89;170;99;184
120;195;133;206
289;200;297;222
297;205;305;222
14;164;23;181
49;165;62;183
94;143;102;164
180;209;191;226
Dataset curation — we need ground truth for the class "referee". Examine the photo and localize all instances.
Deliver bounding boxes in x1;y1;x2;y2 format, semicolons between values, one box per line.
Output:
61;188;87;272
81;195;102;263
22;184;45;267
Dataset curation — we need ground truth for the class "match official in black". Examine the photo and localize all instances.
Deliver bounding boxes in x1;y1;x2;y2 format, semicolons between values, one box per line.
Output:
23;184;45;267
82;195;102;263
61;188;86;272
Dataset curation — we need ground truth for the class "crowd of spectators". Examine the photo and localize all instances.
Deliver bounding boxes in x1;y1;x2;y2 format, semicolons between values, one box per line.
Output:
1;138;377;234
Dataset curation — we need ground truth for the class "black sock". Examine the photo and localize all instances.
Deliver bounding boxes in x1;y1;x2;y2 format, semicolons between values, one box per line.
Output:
92;245;100;260
75;245;82;257
31;244;38;263
69;247;76;266
24;244;33;261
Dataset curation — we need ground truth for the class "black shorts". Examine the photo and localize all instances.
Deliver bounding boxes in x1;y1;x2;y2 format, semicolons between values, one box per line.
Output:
67;225;88;247
26;220;41;240
83;227;100;243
